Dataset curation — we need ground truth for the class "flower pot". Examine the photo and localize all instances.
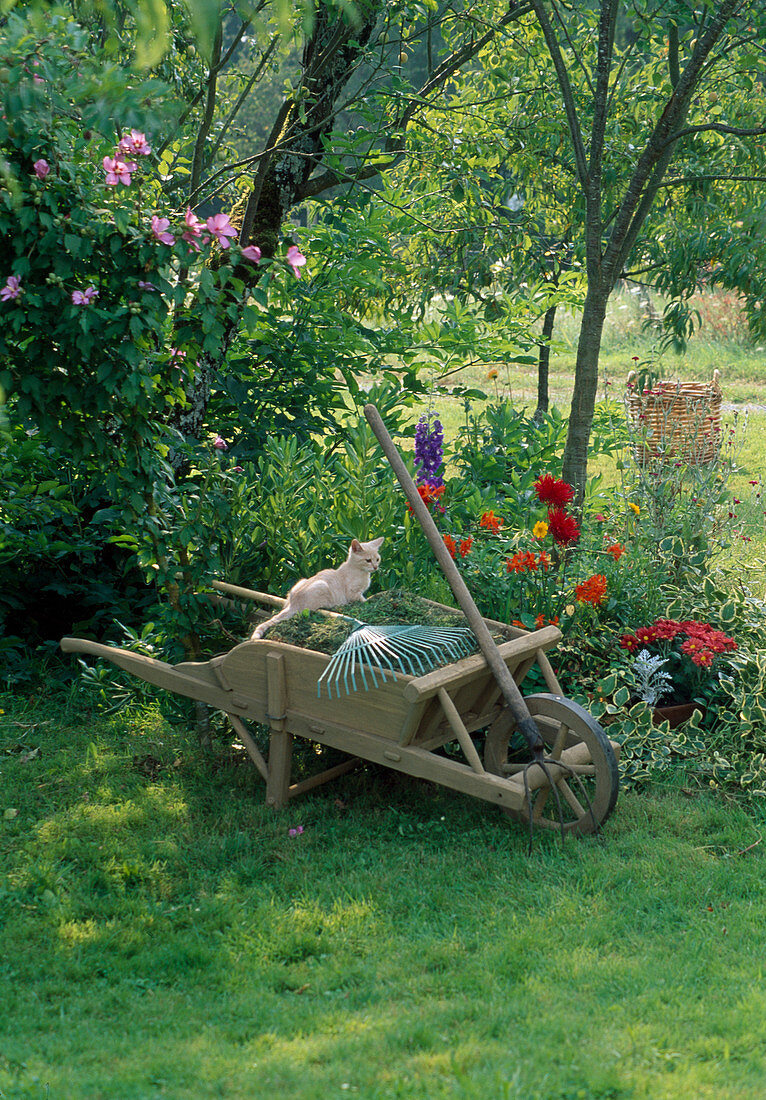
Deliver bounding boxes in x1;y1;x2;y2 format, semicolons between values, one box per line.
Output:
652;702;702;728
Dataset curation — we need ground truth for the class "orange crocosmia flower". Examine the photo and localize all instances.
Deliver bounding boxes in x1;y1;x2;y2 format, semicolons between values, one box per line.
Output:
507;549;537;574
407;483;445;516
535;613;560;629
459;537;473;558
480;510;502;534
575;574;607;606
606;543;626;561
538;551;551;571
443;534;457;559
418;483;445;505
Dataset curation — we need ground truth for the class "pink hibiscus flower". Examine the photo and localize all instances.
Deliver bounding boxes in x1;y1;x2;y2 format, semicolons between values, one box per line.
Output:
205;213;237;248
150;215;175;246
182;207;204;249
1;275;21;301
72;286;98;305
103;155;136;186
286;244;307;278
118;129;152;156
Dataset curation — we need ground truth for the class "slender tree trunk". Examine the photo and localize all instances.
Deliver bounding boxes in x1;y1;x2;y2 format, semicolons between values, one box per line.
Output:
561;287;609;497
535;302;557;419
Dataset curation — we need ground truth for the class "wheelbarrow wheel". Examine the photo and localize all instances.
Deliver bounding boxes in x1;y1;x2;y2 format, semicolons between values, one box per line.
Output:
484;693;619;836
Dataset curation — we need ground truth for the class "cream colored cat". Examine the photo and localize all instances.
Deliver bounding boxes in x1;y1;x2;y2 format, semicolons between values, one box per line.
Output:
251;537;384;639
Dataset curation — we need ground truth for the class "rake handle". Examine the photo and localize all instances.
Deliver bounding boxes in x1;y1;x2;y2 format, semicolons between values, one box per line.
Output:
364;403;544;758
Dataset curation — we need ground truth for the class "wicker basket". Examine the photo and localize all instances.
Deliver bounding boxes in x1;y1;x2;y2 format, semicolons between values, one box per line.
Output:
625;369;722;465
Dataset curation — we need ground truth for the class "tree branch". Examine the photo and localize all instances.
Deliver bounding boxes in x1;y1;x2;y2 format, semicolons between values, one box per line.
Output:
299;1;533;200
602;0;742;285
587;0;618;212
528;0;589;190
189;22;222;202
205;35;281;171
663;121;766;147
156;11;261;158
657;173;766;188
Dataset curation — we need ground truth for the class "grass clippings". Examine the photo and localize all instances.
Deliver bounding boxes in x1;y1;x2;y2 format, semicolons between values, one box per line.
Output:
252;589;503;658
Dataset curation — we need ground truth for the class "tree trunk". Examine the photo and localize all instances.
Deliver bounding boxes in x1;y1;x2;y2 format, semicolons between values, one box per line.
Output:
535;303;557;419
561;287;609;499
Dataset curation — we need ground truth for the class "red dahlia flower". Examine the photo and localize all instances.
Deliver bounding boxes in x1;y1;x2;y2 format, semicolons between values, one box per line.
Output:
534;474;574;507
547;508;580;546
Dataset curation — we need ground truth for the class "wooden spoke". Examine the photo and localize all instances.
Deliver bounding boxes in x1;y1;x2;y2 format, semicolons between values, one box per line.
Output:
484;693;620;836
550;721;570;760
558;779;586;819
531;788;551;822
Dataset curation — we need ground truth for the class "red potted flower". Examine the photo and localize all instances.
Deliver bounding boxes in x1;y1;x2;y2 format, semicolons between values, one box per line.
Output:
620;617;737;725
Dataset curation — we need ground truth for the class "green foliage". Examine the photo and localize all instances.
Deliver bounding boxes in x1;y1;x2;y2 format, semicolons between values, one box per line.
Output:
0;7;319;658
213;383;412;595
0;425;151;680
564;571;766;796
451;399;568;491
610;391;748;580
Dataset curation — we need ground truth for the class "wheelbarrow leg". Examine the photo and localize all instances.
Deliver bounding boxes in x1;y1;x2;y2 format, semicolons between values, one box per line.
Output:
266;729;294;809
265;652;292;809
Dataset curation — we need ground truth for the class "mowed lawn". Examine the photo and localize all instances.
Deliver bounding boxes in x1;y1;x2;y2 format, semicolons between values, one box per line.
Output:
2;691;765;1100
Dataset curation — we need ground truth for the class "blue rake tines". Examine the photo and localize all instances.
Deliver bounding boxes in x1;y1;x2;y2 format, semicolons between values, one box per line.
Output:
317;623;476;699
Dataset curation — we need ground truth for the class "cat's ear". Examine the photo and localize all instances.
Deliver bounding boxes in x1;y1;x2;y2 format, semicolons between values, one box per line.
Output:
370;537;384;549
350;539;363;553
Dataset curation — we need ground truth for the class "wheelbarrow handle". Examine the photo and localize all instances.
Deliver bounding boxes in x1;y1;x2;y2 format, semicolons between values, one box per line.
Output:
363;403;544;758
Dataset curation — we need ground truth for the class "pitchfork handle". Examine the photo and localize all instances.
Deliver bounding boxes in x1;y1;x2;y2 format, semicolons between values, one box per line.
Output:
364;403;544;757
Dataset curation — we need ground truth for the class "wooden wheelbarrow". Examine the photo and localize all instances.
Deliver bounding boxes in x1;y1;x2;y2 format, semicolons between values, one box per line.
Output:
61;582;620;836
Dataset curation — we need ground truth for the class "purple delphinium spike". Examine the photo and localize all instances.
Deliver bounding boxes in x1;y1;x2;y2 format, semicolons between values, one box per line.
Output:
414;415;444;487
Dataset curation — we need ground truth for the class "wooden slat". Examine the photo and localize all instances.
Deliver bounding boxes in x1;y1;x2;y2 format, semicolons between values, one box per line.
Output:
218;642;411;741
285;713;525;812
398;700;427;746
288;757;362;799
403;626;561;702
536;648;564;694
212;581;286;606
265;653;291;808
227;714;269;781
437;688;485;774
60;638;249;714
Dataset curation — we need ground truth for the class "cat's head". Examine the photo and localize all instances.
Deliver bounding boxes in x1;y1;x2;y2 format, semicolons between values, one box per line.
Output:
350;536;384;572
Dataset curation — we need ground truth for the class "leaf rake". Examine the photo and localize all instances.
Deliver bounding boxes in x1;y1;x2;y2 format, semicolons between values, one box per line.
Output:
317;619;476;699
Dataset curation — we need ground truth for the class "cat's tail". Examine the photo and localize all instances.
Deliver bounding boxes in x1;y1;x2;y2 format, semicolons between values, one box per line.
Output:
250;604;294;640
